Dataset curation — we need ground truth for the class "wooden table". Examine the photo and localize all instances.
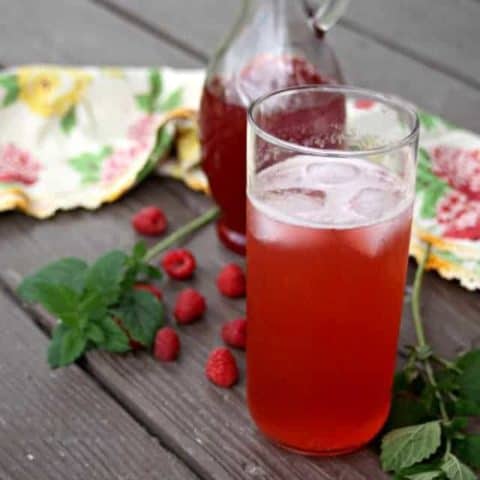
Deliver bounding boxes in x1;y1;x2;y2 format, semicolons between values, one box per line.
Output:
0;1;479;478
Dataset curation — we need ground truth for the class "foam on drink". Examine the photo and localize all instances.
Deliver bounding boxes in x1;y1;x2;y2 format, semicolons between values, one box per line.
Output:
249;155;412;230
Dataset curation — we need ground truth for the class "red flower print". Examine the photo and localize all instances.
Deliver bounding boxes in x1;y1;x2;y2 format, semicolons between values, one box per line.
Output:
102;116;157;184
0;143;41;185
436;190;480;239
354;99;376;110
431;146;480;200
127;115;156;147
101;148;137;184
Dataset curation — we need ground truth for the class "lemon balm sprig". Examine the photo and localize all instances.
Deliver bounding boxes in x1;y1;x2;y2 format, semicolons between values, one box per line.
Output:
17;207;219;368
380;244;480;479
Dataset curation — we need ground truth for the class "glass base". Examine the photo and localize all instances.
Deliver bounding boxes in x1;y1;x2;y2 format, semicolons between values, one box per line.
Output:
270;437;368;457
217;218;246;255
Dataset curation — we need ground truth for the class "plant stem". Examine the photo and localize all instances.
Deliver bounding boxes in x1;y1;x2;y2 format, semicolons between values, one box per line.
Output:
411;243;450;425
144;206;220;262
411;244;430;348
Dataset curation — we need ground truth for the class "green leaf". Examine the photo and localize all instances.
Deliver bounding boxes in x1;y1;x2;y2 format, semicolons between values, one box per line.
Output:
386;392;431;431
26;283;81;327
0;75;19;107
132;241;147;260
97;316;130;353
61;106;76;134
135;127;172;183
135;93;153;112
415;147;450;213
454;396;480;417
2;85;19;107
397;461;445;479
68;146;113;184
18;258;88;302
456;350;480;405
381;421;442;472
419;112;439;132
454;435;480;469
441;453;476;480
149;69;163;102
85;323;105;345
449;417;468;433
85;251;128;305
135;69;163;113
0;75;17;89
156;87;183;111
48;324;87;368
114;290;163;346
138;263;163;280
405;472;444;480
420;182;449;219
78;291;108;325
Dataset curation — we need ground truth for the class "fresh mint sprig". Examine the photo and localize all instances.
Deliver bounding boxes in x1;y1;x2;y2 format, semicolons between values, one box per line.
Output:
17;207;219;368
381;244;480;479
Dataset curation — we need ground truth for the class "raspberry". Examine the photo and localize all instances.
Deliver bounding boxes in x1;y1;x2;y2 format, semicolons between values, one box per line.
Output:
154;327;180;361
162;249;196;280
134;283;163;300
217;263;246;298
221;318;247;350
205;347;238;388
174;288;206;324
114;317;144;350
132;206;167;236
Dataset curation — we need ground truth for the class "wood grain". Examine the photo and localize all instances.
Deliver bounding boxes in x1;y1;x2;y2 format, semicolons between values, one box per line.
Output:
1;1;479;478
0;0;200;67
0;178;390;479
0;288;197;480
102;0;480;131
342;0;480;89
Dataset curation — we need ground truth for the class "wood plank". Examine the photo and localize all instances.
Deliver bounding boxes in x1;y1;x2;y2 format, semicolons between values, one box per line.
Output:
0;0;200;67
0;178;389;480
3;179;480;479
102;0;480;131
341;0;480;89
0;288;197;480
0;1;478;477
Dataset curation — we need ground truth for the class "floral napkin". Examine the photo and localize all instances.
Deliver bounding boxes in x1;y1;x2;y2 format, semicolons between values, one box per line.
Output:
1;66;479;290
410;113;480;290
0;66;206;218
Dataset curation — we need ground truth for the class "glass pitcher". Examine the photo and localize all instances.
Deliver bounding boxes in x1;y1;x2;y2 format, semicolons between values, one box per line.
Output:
199;0;349;254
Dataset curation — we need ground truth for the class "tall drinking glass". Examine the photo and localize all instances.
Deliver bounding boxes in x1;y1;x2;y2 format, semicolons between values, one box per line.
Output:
246;85;419;455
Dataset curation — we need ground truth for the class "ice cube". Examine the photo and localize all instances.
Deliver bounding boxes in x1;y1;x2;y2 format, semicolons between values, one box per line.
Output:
350;187;395;220
306;161;359;184
339;220;397;258
263;187;326;218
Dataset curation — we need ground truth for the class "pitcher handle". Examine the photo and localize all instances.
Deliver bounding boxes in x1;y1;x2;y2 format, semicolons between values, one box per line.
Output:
303;0;351;33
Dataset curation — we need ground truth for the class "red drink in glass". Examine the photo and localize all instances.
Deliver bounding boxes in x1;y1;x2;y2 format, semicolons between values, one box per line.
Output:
247;157;413;454
246;85;419;456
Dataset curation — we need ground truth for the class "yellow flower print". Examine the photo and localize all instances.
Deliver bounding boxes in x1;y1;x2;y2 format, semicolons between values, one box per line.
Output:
17;67;91;117
102;67;125;78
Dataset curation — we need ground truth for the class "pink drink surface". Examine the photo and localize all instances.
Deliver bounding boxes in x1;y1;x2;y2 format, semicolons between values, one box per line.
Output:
247;156;413;454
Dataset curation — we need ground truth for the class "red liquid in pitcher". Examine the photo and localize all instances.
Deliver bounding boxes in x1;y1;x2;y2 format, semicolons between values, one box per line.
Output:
247;156;413;454
200;55;335;254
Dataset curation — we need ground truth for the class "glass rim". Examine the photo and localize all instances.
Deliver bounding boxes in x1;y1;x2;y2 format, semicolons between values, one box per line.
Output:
247;84;420;157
